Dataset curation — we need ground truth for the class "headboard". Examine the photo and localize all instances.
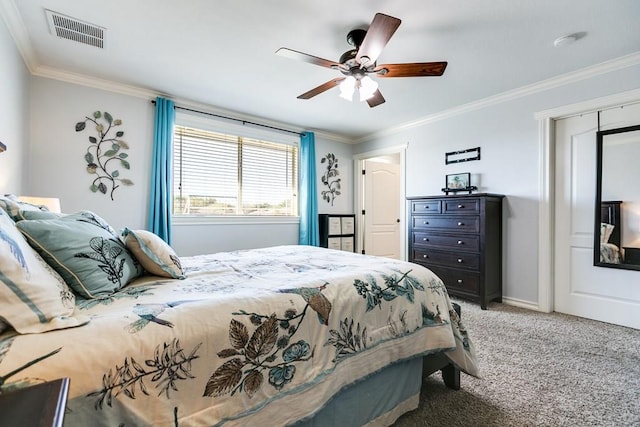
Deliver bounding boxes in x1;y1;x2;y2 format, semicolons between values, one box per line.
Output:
601;201;622;248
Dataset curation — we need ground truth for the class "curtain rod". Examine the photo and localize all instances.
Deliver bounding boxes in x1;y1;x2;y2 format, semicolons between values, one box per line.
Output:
151;100;303;136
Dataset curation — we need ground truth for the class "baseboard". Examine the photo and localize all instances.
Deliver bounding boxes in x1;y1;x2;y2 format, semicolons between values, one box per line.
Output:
501;297;544;312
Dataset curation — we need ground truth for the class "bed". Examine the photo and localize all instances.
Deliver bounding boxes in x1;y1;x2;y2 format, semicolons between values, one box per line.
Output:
0;196;478;426
600;201;623;264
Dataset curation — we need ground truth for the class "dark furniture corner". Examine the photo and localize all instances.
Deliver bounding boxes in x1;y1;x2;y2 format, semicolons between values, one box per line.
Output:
623;247;640;265
0;377;69;427
408;193;504;309
319;214;356;252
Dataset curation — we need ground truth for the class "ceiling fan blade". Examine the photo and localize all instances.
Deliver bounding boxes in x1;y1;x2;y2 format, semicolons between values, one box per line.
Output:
374;62;448;77
356;13;401;66
276;48;341;69
297;78;346;99
366;89;386;108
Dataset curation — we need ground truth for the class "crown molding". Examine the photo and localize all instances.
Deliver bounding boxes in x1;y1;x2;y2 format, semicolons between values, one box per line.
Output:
0;0;349;144
355;51;640;143
0;0;37;72
4;0;636;146
31;64;351;144
534;87;640;120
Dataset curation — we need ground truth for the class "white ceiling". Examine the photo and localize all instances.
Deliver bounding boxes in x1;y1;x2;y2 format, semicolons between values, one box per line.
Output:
4;0;640;141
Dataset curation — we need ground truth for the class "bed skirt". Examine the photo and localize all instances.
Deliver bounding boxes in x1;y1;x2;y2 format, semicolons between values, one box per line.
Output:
294;356;423;426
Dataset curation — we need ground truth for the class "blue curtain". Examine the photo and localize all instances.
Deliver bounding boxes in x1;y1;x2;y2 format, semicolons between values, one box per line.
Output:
148;97;175;244
299;131;319;246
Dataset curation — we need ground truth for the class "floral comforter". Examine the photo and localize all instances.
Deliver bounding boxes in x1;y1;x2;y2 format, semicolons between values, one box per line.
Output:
0;245;478;426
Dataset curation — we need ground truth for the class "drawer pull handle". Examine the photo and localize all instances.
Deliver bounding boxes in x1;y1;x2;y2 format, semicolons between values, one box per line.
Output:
457;279;463;284
458;204;464;208
423;237;428;241
423;221;429;225
457;259;463;263
457;222;464;226
457;240;463;245
424;206;430;209
423;254;428;259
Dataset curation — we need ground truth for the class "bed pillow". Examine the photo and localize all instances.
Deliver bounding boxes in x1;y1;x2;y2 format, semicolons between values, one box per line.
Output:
0;208;89;333
16;211;144;299
600;223;615;243
0;194;50;222
14;210;64;221
121;228;185;279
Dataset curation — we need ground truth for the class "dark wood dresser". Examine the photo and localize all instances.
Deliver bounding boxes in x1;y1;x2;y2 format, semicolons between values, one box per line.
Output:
407;194;504;309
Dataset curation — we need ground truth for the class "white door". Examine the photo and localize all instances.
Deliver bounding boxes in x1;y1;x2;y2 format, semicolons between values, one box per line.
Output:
363;160;401;259
554;103;640;329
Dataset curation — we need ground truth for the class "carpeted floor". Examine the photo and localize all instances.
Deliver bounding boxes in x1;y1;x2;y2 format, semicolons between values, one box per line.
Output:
394;300;640;427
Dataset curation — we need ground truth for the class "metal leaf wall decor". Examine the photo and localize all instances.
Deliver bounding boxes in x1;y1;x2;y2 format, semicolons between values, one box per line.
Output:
75;111;133;200
320;153;341;206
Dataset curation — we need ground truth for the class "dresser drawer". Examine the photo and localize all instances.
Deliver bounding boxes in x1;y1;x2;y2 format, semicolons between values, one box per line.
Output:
412;216;480;233
412;249;480;270
411;200;441;214
426;266;480;294
443;199;479;214
412;232;480;251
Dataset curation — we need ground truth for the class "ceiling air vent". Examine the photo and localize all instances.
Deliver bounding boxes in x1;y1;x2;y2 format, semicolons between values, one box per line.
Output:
45;10;105;49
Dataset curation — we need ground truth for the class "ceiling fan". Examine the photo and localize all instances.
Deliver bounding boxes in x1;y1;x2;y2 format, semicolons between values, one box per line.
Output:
276;13;447;108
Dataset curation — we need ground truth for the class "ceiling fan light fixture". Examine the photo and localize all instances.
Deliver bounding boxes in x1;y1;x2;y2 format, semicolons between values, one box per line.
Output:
358;76;378;101
339;76;356;101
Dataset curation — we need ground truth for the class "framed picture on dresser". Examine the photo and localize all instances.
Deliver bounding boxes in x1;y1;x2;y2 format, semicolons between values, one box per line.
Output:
446;173;470;190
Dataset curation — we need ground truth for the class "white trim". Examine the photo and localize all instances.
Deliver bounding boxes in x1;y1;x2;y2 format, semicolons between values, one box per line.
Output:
534;88;640;315
33;64;159;99
535;88;640;120
354;144;408;260
501;297;542;312
356;52;640;144
0;0;37;72
173;215;300;226
3;0;639;145
29;64;351;144
537;118;554;313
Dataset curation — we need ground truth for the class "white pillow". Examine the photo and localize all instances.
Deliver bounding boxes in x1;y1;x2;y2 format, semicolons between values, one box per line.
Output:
0;194;49;222
600;223;615;244
0;209;89;333
121;228;185;279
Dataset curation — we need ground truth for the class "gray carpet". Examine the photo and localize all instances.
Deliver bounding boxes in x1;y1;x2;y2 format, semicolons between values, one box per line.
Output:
394;300;640;427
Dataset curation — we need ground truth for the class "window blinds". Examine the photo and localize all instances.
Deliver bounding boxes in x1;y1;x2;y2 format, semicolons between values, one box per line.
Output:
173;126;298;215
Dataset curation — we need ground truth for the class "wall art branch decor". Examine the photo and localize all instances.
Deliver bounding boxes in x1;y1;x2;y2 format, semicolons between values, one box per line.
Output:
75;111;133;200
320;153;341;206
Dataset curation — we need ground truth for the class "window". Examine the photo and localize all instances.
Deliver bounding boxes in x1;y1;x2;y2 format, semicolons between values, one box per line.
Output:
173;125;298;216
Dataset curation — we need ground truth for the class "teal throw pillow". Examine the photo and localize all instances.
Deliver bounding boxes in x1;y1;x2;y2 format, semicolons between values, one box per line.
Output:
16;211;144;298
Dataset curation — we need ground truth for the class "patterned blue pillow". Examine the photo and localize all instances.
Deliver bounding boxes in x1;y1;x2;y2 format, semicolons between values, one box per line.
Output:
0;209;89;333
121;228;185;279
16;211;144;299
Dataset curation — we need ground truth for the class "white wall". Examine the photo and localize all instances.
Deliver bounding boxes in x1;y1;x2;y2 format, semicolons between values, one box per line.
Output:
0;16;29;194
354;63;640;306
28;77;351;256
29;77;153;231
315;139;354;215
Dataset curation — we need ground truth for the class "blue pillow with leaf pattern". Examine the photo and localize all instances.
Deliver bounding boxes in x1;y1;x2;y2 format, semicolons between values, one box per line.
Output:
16;211;144;298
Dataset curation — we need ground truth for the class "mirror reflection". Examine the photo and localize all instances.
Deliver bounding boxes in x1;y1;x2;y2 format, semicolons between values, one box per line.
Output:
595;124;640;270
